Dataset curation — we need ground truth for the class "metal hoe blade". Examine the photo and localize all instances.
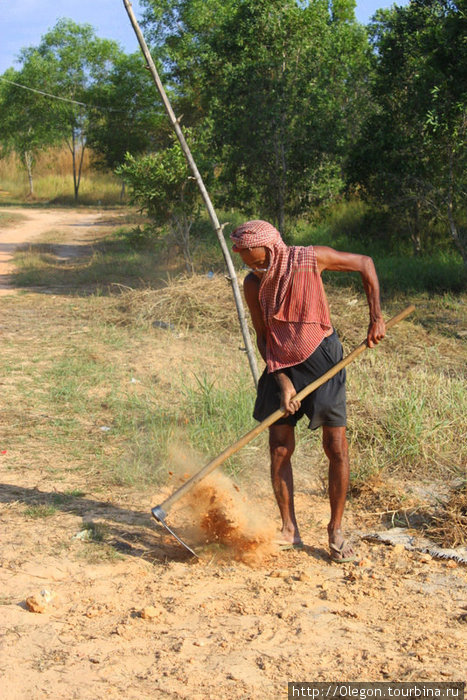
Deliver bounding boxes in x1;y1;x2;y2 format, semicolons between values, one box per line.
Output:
151;505;198;558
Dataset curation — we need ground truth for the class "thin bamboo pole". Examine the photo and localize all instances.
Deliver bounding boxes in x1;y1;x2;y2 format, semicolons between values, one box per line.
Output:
122;0;259;387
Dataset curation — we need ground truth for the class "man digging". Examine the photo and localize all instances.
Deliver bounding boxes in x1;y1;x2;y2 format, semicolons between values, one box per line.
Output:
231;220;386;562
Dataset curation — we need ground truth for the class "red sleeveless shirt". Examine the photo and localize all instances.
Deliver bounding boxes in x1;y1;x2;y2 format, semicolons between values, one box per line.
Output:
231;221;332;372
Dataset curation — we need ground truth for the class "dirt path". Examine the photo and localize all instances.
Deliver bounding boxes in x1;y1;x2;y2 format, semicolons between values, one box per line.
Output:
0;207;124;294
0;209;465;699
1;465;465;699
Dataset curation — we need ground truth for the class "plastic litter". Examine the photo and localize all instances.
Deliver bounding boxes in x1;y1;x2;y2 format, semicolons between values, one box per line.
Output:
152;320;175;331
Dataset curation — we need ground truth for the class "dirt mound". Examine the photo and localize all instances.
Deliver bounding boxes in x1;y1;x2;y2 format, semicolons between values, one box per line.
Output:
187;472;276;564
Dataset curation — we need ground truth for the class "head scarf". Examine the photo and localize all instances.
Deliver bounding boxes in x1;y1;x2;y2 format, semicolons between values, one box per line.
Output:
231;220;330;326
230;219;284;253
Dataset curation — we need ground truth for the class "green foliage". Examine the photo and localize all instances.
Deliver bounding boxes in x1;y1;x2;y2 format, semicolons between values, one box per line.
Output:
117;137;205;271
1;0;466;268
0;63;64;193
86;52;168;174
142;0;372;231
289;200;466;293
1;19;124;201
350;0;467;265
117;141;196;221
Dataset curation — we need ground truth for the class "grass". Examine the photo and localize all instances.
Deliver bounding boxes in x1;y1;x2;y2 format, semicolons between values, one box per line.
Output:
346;361;466;481
24;504;57;519
1;201;466;546
0;146;124;205
182;373;257;475
51;489;86;504
0;211;27;226
290;200;466;295
73;522;128;564
2;272;464;496
322;253;466;296
81;521;109;542
423;483;467;548
12;232;163;291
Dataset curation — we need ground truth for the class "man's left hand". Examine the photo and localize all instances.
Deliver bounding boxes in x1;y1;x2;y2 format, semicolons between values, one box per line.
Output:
367;318;386;348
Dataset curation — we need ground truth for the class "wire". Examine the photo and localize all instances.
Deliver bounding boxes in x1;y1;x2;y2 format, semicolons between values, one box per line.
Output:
0;76;126;112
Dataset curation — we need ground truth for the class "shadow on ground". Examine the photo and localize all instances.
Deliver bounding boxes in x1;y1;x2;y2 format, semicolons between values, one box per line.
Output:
11;238;173;296
0;482;194;563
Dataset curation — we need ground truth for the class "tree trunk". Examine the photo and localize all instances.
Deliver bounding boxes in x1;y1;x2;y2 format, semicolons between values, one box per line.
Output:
447;148;467;269
411;200;422;257
120;179;126;201
24;150;34;196
75;139;86;202
447;202;467;269
71;129;78;201
69;127;85;203
172;213;194;275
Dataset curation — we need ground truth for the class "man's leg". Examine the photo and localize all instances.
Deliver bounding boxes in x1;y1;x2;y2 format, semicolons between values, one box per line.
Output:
322;425;354;560
269;424;302;544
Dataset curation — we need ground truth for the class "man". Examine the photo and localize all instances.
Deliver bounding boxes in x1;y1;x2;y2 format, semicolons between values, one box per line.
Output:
231;220;386;562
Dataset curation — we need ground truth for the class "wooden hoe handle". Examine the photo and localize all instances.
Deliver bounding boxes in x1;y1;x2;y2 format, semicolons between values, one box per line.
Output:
157;304;415;515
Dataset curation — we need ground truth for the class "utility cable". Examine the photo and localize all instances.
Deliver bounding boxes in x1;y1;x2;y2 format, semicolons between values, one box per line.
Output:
0;76;126;112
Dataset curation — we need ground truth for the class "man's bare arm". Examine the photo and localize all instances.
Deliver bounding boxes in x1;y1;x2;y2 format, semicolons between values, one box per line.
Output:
243;272;267;361
314;246;386;347
243;273;300;415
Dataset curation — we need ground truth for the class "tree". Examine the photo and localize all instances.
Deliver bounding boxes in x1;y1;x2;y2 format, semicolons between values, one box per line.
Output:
349;0;467;265
0;62;63;196
18;19;121;201
141;0;373;231
117;137;201;273
86;52;168;199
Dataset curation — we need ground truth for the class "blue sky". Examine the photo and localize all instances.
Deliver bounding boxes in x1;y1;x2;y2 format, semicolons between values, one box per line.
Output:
0;0;400;75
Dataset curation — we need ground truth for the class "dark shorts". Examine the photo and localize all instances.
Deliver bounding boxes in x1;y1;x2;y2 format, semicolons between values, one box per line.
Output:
253;330;347;430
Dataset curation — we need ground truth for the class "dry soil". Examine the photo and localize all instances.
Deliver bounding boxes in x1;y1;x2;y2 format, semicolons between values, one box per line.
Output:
0;208;465;699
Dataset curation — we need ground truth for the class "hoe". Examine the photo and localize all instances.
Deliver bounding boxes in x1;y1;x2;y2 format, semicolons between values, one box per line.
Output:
151;305;415;556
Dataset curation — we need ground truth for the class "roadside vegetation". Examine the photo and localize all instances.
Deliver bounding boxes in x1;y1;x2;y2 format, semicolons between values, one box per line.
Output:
0;148;123;205
1;203;465;546
0;0;465;547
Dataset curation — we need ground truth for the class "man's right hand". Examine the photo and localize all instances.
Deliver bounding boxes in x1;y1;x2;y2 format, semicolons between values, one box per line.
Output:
275;372;301;415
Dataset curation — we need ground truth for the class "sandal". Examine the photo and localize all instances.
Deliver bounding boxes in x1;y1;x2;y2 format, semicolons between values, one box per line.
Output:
275;539;305;551
329;540;355;563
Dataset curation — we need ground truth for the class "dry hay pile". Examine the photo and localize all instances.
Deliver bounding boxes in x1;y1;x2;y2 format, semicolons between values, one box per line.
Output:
354;474;467;549
424;483;467;548
350;473;421;514
99;274;241;334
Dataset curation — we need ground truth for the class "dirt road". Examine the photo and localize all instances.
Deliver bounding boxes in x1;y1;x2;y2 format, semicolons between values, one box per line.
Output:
0;208;465;699
0;207;120;294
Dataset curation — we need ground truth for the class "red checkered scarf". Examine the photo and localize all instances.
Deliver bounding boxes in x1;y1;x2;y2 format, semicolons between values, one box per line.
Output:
230;220;329;325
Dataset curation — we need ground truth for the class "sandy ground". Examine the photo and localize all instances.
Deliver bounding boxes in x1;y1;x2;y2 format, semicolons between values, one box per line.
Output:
0;207;117;294
0;208;466;699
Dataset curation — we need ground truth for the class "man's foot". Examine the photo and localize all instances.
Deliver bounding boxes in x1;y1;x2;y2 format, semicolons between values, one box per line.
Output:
275;527;303;550
328;529;355;563
275;537;304;551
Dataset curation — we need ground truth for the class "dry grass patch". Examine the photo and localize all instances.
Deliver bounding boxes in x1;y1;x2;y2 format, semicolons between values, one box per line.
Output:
98;273;241;333
424;483;467;548
1;268;465;543
350;473;421;513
